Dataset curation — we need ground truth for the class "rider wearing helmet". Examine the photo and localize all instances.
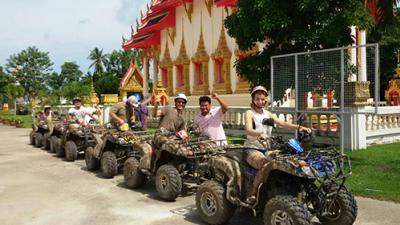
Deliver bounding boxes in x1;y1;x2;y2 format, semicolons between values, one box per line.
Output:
110;95;139;131
152;93;189;160
68;97;92;125
244;86;311;204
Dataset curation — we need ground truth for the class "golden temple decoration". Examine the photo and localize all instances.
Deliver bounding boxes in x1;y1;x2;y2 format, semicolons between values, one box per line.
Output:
167;27;176;45
119;62;144;100
152;80;170;106
192;17;210;95
211;19;232;94
184;2;193;23
174;26;190;95
82;83;100;105
159;41;174;95
385;49;400;105
204;0;213;16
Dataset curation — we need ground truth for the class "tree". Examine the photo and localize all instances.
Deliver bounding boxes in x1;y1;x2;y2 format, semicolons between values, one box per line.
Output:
0;67;23;104
47;62;84;102
88;47;108;82
225;0;374;87
94;49;142;96
5;46;53;102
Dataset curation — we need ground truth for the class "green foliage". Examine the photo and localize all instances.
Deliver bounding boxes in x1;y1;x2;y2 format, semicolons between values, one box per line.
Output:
47;62;84;103
94;71;121;94
225;0;374;87
60;76;91;102
0;66;24;104
91;48;142;96
5;46;53;101
88;47;108;82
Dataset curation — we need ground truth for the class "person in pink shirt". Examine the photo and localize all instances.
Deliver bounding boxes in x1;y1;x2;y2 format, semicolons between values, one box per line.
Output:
193;93;228;145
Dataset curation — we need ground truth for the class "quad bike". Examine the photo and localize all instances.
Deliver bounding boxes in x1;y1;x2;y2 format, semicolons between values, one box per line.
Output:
85;129;152;178
29;120;50;148
59;121;107;162
123;128;228;201
196;119;357;225
49;121;68;155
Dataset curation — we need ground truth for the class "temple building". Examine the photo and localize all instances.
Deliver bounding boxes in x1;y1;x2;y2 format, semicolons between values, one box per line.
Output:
122;0;251;101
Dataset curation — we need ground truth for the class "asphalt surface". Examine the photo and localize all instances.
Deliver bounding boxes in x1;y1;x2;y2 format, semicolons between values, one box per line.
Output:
0;125;399;225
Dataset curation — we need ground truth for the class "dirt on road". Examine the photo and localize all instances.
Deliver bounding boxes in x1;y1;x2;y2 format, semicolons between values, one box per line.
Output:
0;126;399;225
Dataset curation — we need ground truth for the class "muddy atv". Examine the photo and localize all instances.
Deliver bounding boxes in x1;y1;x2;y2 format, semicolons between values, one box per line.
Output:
196;131;357;225
85;130;151;179
49;121;68;155
123;129;227;202
29;121;50;148
59;122;107;162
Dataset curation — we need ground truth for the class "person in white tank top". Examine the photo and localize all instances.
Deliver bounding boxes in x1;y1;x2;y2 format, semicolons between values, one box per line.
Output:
244;86;311;204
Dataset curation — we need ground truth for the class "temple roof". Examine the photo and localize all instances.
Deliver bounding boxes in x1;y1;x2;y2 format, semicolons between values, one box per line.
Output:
122;0;235;50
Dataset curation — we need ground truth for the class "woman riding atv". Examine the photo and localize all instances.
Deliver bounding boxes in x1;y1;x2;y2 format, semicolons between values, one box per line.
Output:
244;85;311;203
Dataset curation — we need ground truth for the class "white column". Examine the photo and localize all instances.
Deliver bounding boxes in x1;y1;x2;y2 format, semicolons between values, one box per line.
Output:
343;107;367;150
359;30;367;81
349;26;357;82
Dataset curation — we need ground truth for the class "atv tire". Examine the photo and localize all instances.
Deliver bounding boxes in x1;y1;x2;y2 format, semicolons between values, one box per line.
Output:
42;133;51;150
34;133;43;148
196;180;236;225
101;151;118;178
65;141;78;162
155;164;182;201
124;157;147;188
55;137;64;157
49;136;58;153
29;131;35;145
85;146;100;170
264;195;312;225
317;187;357;225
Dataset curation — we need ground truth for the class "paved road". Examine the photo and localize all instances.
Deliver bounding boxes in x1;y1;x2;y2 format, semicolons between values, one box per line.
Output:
0;125;399;225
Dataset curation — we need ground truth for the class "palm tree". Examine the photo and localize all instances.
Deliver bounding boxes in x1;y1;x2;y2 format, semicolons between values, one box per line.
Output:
88;47;108;82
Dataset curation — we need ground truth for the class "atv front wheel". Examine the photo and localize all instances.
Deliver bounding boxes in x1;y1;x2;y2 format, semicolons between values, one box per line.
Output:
42;133;51;150
123;157;147;188
264;195;312;225
65;141;78;161
49;136;57;153
34;133;43;148
155;164;182;201
55;138;64;157
29;131;35;145
85;146;100;170
196;180;235;225
317;187;357;225
101;151;118;178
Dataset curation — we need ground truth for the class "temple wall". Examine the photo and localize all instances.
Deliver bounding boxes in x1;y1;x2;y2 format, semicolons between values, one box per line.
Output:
159;1;241;96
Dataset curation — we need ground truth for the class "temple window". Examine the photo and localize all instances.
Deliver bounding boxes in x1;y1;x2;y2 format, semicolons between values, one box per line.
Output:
215;58;224;84
195;62;203;85
177;65;184;87
161;67;168;87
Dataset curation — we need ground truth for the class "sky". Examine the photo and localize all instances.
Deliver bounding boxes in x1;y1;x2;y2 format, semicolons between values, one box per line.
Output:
0;0;149;73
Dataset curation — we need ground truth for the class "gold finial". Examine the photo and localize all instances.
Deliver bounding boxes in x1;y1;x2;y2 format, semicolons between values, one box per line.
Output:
395;49;400;78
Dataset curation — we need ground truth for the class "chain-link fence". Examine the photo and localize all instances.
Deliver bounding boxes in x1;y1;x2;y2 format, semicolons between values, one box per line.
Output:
271;44;379;114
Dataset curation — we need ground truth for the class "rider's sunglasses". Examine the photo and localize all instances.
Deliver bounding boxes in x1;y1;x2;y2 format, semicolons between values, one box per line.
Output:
176;100;186;104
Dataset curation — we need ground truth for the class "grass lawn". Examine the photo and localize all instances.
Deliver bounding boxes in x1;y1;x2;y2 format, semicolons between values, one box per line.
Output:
0;110;32;128
346;143;400;203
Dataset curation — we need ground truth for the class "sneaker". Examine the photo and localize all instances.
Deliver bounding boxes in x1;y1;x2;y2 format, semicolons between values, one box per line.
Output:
245;196;256;205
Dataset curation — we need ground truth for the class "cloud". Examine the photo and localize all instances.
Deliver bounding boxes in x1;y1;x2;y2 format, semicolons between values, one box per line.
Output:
79;19;89;24
116;0;149;25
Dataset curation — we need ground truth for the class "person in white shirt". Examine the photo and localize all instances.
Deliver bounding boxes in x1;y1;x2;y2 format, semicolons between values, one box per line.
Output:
68;97;91;126
193;93;228;145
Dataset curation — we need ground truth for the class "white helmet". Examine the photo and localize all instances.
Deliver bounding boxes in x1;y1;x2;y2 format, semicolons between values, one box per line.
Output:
251;85;268;97
174;93;187;103
127;95;138;106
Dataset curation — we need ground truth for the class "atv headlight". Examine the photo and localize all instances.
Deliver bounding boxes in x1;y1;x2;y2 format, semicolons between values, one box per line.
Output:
301;166;315;177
